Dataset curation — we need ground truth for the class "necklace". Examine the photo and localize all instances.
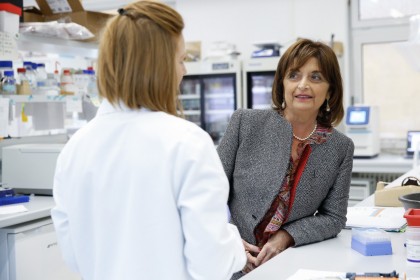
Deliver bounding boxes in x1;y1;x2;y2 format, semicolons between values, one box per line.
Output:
293;123;317;141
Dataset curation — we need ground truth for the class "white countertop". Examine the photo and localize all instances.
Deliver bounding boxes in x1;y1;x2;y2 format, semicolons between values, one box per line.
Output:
242;166;420;280
0;195;55;228
353;154;413;174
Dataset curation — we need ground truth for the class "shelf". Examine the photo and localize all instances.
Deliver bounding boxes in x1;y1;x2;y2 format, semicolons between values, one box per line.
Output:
17;34;98;58
205;109;233;115
179;94;200;99
183;110;201;115
204;93;234;99
2;95;82;103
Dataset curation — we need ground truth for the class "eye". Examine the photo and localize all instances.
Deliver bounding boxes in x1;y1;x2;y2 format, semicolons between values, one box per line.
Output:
310;72;324;82
287;71;300;80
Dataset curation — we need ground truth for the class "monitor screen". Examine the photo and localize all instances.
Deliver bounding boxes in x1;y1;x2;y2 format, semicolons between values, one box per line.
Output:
346;107;370;125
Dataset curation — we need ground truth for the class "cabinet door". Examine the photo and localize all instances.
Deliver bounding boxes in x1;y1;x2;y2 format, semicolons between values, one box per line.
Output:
8;221;80;280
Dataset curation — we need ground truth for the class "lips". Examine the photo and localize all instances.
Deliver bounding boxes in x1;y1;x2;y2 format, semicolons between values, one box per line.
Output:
295;94;313;99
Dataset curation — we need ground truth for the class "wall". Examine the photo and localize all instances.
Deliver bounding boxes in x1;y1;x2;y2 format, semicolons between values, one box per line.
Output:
176;0;351;111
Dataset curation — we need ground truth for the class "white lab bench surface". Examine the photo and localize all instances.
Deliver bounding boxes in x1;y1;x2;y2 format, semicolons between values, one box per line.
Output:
0;196;80;280
0;195;54;228
352;153;413;174
242;166;420;280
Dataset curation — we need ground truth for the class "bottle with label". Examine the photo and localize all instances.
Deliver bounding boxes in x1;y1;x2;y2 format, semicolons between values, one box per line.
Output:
60;69;76;95
86;68;101;107
1;70;16;95
23;61;37;91
16;68;32;95
36;63;48;88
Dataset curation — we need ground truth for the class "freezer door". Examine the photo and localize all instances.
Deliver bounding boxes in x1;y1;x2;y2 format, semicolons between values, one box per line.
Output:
247;71;275;109
180;77;202;127
202;75;237;145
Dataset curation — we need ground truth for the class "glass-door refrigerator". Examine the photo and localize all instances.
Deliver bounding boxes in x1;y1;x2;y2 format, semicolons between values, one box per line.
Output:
180;60;242;145
242;57;280;109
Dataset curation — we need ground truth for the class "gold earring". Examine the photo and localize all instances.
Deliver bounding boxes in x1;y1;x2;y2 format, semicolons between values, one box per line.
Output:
281;101;286;109
326;100;330;112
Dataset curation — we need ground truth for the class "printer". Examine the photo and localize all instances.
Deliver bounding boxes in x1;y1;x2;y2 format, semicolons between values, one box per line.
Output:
2;144;64;195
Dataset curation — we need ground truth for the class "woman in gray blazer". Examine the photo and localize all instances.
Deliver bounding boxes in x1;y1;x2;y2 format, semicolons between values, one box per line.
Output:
217;38;354;278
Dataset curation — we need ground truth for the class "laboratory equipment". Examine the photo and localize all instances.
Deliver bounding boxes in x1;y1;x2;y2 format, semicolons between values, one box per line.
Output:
2;144;64;195
180;60;242;145
242;57;279;109
345;105;380;158
251;42;282;58
0;217;80;280
351;227;392;256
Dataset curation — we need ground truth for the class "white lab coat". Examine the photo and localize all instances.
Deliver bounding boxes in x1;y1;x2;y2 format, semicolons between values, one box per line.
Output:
51;99;246;280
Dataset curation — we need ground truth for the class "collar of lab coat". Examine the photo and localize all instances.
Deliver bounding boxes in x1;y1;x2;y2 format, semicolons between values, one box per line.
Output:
97;99;151;116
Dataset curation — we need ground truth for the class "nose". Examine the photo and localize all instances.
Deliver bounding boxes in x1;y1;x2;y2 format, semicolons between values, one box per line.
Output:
297;79;309;90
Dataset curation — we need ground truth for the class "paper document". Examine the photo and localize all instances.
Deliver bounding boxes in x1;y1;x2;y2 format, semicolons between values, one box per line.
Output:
345;207;406;232
286;269;346;280
0;204;28;215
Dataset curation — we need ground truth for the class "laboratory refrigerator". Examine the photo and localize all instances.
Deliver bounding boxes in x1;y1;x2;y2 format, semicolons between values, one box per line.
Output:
0;218;80;280
180;60;242;145
242;57;280;109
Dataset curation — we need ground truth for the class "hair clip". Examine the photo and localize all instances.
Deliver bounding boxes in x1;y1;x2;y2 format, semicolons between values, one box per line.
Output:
118;8;127;16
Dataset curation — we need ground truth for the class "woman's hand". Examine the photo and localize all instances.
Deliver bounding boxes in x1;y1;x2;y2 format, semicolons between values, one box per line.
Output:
255;229;295;267
241;239;261;274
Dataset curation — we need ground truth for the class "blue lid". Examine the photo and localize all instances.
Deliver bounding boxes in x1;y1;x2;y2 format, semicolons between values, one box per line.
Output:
23;61;32;66
31;63;37;70
0;61;13;68
4;70;14;77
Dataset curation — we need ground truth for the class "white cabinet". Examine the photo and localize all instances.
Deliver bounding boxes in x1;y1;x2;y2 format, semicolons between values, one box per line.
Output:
0;217;80;280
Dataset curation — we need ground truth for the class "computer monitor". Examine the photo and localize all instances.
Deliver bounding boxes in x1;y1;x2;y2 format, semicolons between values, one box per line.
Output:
346;106;370;126
406;131;420;158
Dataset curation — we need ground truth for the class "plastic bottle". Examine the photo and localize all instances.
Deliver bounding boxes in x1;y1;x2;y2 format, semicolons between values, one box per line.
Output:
86;68;101;107
36;63;48;88
23;61;37;91
1;70;17;95
60;69;76;95
16;68;32;95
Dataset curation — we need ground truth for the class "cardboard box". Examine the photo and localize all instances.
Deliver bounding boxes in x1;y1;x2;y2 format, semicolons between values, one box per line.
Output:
23;0;112;41
0;0;23;21
0;3;21;34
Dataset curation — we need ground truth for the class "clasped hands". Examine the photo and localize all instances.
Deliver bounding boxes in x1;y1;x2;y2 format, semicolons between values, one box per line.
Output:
242;229;294;274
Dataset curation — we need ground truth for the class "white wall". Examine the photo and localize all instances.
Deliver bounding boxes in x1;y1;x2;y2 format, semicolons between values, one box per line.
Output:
177;0;348;57
176;0;351;109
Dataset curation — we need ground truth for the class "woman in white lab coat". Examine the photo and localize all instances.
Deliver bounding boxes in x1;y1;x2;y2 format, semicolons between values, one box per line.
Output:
51;2;246;280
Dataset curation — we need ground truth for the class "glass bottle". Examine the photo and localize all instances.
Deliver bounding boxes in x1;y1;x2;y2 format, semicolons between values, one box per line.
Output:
16;67;31;95
1;70;17;95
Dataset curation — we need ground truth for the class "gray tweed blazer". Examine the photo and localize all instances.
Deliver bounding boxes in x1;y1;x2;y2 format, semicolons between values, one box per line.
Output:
217;108;354;247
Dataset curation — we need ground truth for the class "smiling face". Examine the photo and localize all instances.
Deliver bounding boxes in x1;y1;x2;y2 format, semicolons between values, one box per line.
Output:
283;57;330;120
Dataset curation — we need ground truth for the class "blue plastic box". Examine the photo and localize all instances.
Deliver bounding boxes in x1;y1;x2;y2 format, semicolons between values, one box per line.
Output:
351;228;392;256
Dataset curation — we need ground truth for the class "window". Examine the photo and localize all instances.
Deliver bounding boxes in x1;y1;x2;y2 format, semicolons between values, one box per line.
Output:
351;0;420;141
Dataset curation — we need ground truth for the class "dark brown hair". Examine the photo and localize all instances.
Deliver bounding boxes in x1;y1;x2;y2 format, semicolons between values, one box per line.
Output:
272;38;344;127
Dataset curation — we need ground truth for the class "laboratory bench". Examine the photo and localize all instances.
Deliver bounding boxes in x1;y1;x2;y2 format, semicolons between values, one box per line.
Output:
352;153;414;174
349;153;414;206
243;166;420;280
0;196;80;280
0;195;54;228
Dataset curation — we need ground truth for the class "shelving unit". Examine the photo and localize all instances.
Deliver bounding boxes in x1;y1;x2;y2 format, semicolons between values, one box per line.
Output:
17;34;98;58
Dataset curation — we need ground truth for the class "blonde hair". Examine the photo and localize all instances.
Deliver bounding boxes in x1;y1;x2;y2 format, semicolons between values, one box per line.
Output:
97;0;184;116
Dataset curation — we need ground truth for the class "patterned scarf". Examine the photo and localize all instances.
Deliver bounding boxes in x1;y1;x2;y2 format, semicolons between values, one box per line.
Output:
254;125;332;247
